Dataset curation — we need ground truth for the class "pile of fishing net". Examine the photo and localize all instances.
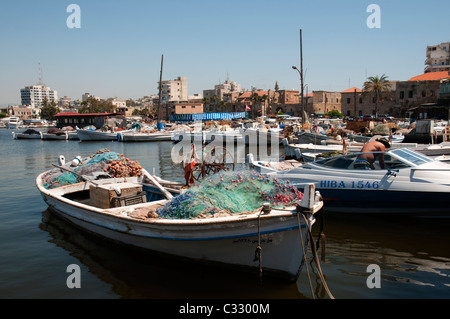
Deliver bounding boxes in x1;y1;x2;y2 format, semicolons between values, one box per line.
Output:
43;148;143;189
156;170;304;219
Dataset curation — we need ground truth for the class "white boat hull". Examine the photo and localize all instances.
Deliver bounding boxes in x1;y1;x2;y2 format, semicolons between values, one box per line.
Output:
41;132;68;140
77;129;134;141
119;132;173;142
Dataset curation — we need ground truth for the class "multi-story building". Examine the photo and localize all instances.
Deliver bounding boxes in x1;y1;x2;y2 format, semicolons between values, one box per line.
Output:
340;85;397;118
425;42;450;73
310;91;342;115
20;85;58;107
203;79;242;104
278;90;299;104
159;76;188;103
396;71;449;119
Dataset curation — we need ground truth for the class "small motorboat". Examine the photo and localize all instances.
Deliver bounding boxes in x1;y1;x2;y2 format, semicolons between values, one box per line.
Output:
36;150;324;281
12;129;42;139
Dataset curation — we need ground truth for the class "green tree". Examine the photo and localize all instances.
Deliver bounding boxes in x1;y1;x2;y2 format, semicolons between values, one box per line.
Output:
325;110;344;118
362;74;391;118
40;97;60;121
79;97;115;113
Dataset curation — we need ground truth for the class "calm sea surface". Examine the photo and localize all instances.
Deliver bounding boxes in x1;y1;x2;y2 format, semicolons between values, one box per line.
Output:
0;128;449;300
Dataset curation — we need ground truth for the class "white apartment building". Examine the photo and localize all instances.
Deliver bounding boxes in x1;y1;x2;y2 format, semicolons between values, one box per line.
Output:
425;42;450;73
159;76;188;103
203;78;242;102
20;85;58;107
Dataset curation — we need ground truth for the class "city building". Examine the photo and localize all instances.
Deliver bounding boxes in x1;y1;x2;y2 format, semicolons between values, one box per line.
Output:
310;91;342;115
159;76;188;103
340;87;363;117
396;71;450;119
425;42;450;73
278;90;299;104
20;85;58;107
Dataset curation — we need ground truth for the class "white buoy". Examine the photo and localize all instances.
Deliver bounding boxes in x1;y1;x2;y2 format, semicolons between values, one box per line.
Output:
58;155;65;166
71;156;82;167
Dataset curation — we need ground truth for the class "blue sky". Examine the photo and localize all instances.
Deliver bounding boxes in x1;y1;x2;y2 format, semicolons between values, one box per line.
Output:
0;0;448;105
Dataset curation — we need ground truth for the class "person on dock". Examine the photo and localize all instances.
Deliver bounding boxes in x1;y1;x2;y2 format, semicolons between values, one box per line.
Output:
354;137;391;170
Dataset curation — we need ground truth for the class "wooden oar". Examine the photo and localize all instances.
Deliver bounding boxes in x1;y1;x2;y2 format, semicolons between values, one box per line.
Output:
141;169;174;200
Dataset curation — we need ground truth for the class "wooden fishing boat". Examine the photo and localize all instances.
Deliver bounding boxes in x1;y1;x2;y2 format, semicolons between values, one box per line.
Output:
36;153;324;281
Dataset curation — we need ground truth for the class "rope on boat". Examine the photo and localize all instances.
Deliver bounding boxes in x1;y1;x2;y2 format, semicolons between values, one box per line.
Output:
296;211;315;298
253;207;265;285
300;209;335;299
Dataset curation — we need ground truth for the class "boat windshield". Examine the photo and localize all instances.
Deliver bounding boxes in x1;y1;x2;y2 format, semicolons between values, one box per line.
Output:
389;148;432;166
310;148;431;170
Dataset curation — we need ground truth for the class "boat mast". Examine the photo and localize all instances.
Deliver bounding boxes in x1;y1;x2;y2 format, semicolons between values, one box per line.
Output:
158;54;164;121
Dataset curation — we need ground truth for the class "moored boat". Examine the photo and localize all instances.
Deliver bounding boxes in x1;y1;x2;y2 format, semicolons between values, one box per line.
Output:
36;150;324;281
77;128;136;141
249;148;450;216
12;129;43;139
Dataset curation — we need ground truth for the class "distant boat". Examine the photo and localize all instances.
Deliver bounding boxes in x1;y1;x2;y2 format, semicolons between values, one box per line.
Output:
12;128;43;139
118;131;173;142
5;117;22;129
41;127;69;140
77;128;136;141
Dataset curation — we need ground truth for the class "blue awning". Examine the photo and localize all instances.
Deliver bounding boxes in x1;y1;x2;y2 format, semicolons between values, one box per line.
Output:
170;112;247;122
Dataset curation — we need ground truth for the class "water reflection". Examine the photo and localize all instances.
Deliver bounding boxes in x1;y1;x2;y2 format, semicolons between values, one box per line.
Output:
39;210;306;299
315;213;450;298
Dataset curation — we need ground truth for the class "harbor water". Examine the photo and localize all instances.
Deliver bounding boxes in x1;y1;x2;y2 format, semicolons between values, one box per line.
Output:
0;128;449;299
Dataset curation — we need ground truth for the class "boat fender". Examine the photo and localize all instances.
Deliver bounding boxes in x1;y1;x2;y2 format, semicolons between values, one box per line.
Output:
71;156;82;167
58;155;65;166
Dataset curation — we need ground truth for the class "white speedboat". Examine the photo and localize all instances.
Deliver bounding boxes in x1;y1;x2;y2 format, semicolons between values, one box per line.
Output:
249;148;450;216
36;151;324;281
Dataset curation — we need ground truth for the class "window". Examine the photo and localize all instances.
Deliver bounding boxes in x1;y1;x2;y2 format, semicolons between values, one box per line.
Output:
400;91;404;99
422;90;426;97
347;98;351;104
408;91;413;98
181;106;186;109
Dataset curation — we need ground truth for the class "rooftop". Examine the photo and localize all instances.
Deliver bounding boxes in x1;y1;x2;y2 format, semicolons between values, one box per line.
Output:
341;87;362;93
408;71;450;81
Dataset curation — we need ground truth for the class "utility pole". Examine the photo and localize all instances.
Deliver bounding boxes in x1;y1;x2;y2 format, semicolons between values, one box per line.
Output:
300;29;305;124
158;54;163;121
354;88;357;118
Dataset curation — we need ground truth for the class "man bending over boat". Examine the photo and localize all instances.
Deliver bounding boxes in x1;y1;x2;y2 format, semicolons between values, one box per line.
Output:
354;137;391;170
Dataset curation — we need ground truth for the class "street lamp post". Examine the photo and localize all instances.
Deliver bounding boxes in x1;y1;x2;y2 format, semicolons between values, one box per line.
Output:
292;65;304;123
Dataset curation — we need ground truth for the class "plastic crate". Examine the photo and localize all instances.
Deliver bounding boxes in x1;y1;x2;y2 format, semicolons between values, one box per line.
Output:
112;191;147;207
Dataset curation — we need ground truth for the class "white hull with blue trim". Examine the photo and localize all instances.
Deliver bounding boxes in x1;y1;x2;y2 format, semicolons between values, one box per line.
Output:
249;148;450;217
36;168;323;281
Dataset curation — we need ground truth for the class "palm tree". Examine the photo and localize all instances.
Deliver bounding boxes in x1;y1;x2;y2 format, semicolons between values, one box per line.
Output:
362;74;391;118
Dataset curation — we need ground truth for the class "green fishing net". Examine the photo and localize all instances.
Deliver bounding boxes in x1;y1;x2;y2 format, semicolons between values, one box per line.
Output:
42;149;140;189
157;170;304;219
